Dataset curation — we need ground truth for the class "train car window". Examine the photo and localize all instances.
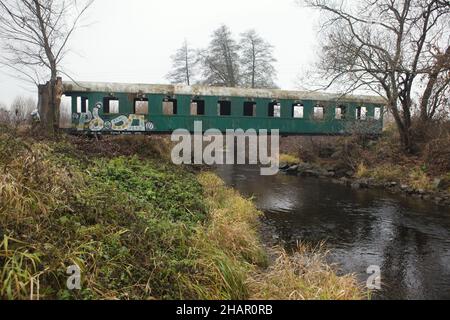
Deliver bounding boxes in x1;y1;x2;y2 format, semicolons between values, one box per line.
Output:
218;100;231;116
77;97;89;113
336;105;347;120
356;106;367;120
244;102;256;117
268;102;280;117
293;104;304;118
103;97;119;114
163;98;177;115
313;105;324;120
134;99;149;115
191;100;205;116
361;107;367;120
374;107;381;120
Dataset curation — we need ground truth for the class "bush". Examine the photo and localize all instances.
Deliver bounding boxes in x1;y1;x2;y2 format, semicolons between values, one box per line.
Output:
280;154;300;165
408;167;433;191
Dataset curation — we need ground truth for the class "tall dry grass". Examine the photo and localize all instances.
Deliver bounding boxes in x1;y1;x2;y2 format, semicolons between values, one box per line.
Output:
248;244;365;300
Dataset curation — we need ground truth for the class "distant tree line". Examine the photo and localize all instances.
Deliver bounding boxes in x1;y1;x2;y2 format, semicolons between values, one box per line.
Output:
166;25;278;89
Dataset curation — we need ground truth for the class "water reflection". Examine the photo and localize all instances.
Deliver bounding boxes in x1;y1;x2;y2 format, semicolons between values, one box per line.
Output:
215;165;450;300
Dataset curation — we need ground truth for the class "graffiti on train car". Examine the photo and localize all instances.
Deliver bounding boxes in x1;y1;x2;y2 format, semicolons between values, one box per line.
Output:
72;102;155;132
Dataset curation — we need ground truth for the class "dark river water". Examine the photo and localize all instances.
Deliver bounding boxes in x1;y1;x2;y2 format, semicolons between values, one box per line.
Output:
215;165;450;300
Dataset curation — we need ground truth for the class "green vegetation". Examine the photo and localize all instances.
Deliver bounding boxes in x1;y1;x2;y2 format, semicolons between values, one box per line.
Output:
0;129;365;300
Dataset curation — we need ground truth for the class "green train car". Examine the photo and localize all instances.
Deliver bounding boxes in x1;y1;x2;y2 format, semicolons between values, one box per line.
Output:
64;81;385;135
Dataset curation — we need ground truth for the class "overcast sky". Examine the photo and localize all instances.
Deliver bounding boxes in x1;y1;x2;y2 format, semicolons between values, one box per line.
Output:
0;0;320;105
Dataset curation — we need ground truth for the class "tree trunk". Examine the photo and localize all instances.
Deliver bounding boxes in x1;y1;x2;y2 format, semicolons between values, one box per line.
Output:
38;82;53;134
52;77;63;132
399;126;413;153
389;103;414;153
38;76;63;135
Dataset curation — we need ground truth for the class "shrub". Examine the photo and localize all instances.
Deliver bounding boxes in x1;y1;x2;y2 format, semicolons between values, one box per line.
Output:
355;162;370;179
280;154;300;165
408;168;433;191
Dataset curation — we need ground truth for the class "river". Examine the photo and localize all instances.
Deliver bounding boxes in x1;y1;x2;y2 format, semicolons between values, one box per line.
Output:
215;165;450;300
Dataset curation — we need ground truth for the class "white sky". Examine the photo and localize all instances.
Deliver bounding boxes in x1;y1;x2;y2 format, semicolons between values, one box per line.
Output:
0;0;320;106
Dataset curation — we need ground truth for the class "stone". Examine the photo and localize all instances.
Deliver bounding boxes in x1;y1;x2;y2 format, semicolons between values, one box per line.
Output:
296;163;313;175
358;179;369;188
331;150;343;160
325;165;336;172
318;169;329;177
286;165;299;174
351;182;361;189
433;178;442;189
434;178;450;190
345;170;355;177
339;177;350;186
400;184;408;191
324;171;336;178
302;169;320;177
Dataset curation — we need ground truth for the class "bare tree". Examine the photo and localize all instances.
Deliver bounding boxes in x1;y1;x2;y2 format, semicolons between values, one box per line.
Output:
0;0;94;133
200;25;240;87
166;40;198;86
303;0;450;152
10;96;36;127
419;46;450;121
239;29;278;89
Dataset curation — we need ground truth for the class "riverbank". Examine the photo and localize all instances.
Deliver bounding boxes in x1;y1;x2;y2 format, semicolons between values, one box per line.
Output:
279;126;450;207
279;160;450;207
0;128;365;300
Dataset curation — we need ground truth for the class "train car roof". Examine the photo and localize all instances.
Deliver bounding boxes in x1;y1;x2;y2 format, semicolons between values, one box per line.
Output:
63;81;386;104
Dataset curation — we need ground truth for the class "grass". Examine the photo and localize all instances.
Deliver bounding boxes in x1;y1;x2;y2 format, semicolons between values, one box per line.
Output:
0;131;366;300
280;154;300;165
248;244;365;300
408;168;433;191
355;162;370;179
355;160;434;191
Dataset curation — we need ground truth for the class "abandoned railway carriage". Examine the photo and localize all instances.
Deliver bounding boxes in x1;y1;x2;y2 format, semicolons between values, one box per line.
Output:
64;81;385;135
